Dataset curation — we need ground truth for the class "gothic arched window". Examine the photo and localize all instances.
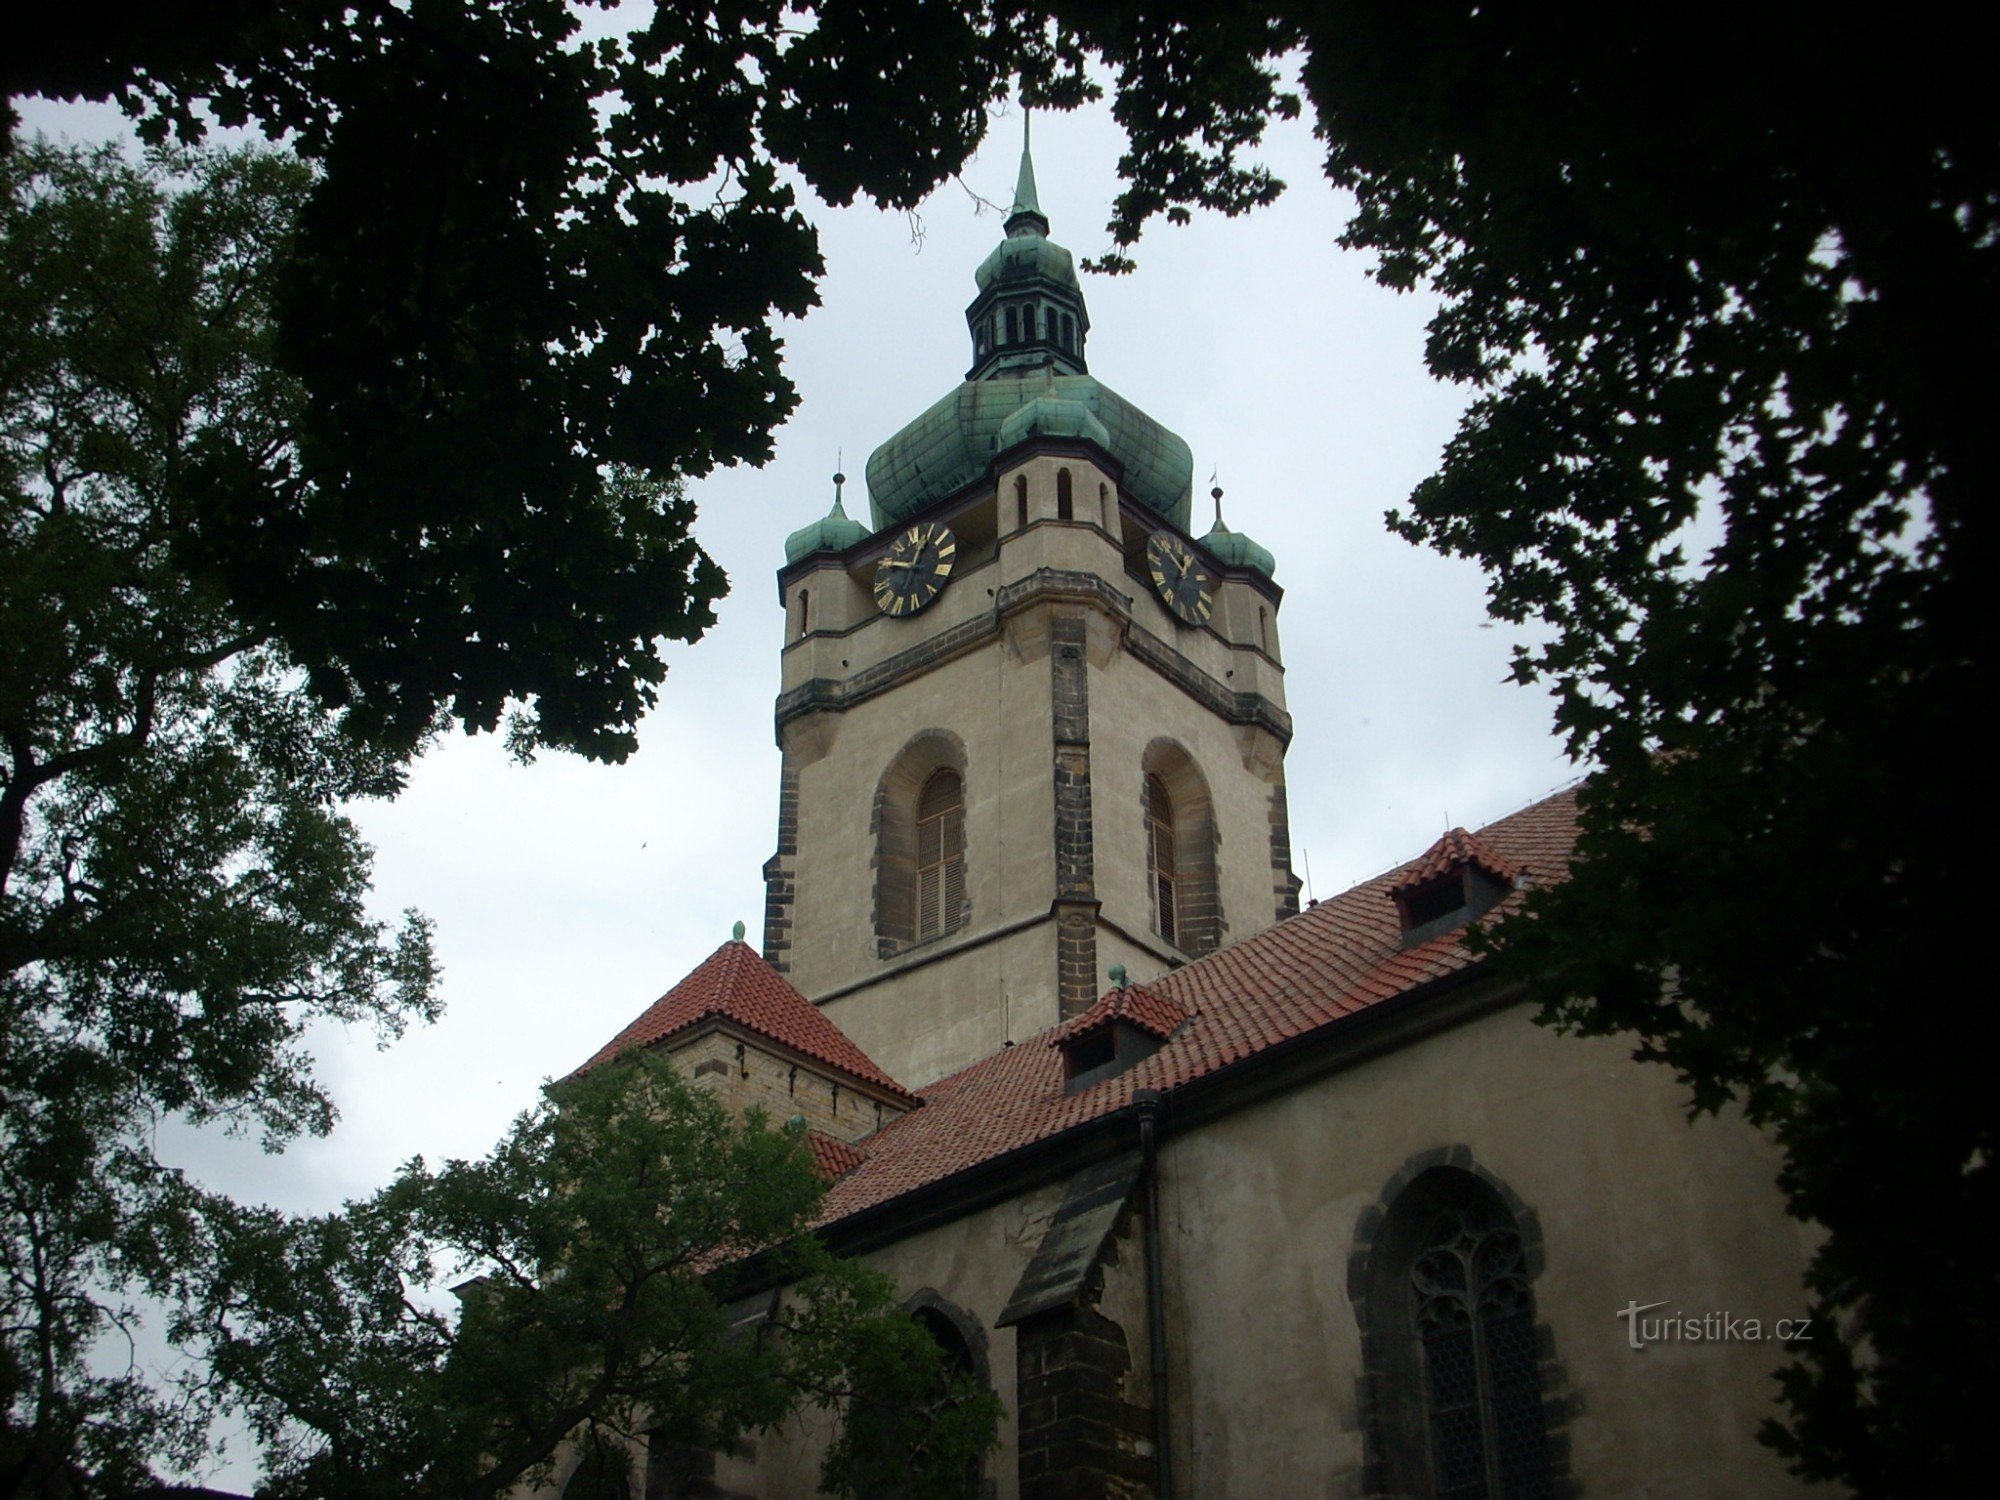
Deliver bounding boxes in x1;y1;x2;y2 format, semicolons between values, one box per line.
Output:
1057;467;1074;520
1411;1203;1552;1499
1353;1161;1562;1500
1141;741;1221;954
1146;774;1179;947
915;771;966;943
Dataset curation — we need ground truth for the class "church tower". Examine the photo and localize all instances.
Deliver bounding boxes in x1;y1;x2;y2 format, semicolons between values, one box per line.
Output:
762;130;1298;1090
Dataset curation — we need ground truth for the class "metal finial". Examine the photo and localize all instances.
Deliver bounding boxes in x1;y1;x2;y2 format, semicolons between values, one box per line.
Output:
1211;481;1226;529
1109;963;1129;989
731;920;746;941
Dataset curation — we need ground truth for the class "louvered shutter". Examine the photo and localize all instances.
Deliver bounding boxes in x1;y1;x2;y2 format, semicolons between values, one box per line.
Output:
915;771;965;941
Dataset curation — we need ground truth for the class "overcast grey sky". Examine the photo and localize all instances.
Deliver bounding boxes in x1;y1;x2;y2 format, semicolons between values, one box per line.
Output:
20;89;1574;1222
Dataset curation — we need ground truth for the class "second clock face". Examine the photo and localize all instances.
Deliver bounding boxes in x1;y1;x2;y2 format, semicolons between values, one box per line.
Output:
873;522;957;617
1146;530;1215;626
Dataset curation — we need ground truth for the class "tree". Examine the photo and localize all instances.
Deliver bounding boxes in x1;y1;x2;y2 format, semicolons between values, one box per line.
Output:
187;1054;999;1499
1294;14;1994;1495
0;139;448;1493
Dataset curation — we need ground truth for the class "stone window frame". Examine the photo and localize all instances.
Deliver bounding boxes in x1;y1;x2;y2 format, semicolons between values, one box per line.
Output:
1346;1147;1578;1500
873;729;972;958
1140;737;1222;956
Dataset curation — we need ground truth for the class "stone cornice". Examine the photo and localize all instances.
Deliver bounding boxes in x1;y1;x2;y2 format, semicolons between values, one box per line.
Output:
774;565;1291;746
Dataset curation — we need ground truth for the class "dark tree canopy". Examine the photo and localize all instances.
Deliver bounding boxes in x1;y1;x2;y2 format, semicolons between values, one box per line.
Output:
1289;14;1996;1495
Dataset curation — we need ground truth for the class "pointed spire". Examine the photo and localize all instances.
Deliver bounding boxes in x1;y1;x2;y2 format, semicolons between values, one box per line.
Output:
1007;109;1049;235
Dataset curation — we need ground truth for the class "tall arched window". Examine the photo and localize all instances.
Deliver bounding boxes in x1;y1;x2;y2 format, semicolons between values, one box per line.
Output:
1141;740;1221;954
874;732;971;955
1057;467;1074;520
1014;474;1028;531
1146;774;1179;946
1353;1160;1562;1500
914;771;965;943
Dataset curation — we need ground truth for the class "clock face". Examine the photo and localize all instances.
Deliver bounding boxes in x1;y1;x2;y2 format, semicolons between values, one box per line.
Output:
1146;530;1215;627
873;522;957;617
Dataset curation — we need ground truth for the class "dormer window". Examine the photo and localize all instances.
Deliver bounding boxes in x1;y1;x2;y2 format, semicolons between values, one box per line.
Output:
1389;829;1521;948
1053;969;1189;1093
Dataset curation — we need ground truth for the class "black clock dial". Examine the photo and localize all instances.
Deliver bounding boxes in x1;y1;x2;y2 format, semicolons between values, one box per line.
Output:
1145;531;1215;627
872;522;957;617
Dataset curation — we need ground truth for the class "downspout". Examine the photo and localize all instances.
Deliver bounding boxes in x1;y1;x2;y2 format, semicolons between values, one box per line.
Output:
1134;1088;1173;1500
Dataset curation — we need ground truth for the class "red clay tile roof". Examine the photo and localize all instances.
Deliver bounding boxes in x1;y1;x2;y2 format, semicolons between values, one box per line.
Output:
814;786;1580;1228
1050;981;1189;1045
1388;826;1521;894
805;1130;869;1181
576;940;916;1103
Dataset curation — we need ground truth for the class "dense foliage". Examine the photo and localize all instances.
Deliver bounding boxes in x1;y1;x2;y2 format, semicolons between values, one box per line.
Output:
190;1055;997;1499
0;142;439;1492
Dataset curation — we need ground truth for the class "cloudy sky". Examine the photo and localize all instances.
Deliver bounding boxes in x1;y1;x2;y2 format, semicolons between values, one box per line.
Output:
21;88;1575;1219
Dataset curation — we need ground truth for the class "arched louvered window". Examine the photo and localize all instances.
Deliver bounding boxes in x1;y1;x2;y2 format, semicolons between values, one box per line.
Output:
1411;1202;1555;1500
1006;306;1018;343
873;732;970;956
1142;742;1219;954
915;770;966;943
1146;773;1178;947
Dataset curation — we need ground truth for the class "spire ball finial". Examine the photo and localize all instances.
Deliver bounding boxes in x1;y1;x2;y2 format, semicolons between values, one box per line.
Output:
731;920;746;942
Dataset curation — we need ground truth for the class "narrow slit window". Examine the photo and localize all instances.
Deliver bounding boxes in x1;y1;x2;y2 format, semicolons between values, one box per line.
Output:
1057;468;1073;520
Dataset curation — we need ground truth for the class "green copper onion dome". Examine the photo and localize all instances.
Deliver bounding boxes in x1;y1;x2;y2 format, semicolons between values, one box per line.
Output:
1200;487;1276;578
783;472;870;564
863;116;1194;532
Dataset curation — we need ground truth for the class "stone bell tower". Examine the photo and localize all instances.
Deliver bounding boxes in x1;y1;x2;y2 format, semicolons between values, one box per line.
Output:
761;128;1298;1091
